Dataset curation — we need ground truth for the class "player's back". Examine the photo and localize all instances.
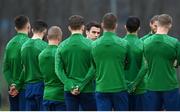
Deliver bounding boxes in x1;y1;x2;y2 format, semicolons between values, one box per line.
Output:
124;34;143;82
59;33;93;92
3;33;29;84
39;45;64;101
92;32;129;92
21;38;47;83
144;34;179;91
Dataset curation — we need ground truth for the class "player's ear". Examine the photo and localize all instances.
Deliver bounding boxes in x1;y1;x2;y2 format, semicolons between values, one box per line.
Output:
31;28;34;33
115;23;118;29
15;27;17;31
81;25;85;31
169;24;172;29
138;27;140;31
101;22;104;29
124;25;127;30
68;26;71;32
149;22;152;27
86;30;89;35
124;25;128;32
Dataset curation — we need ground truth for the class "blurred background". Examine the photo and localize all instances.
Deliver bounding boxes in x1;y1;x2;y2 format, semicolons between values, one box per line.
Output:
0;0;180;110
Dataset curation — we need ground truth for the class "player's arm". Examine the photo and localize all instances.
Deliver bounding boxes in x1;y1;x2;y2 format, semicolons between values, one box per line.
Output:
124;42;131;84
129;56;148;90
176;41;180;66
124;42;131;70
3;49;13;86
79;54;96;91
15;65;25;91
55;47;74;91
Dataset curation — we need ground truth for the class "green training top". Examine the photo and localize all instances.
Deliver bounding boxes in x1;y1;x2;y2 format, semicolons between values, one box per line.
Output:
141;33;153;41
39;45;64;102
20;38;47;84
131;33;155;94
124;34;146;94
3;33;29;89
144;34;180;91
55;33;94;92
91;32;129;92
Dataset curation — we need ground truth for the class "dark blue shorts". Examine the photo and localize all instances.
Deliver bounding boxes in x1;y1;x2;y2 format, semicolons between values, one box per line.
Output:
128;92;149;111
146;88;180;111
43;100;66;111
64;92;97;111
25;82;44;111
95;91;128;111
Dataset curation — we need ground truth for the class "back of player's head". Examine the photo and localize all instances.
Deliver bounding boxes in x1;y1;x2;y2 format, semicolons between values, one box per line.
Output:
126;16;140;33
102;13;117;30
150;15;159;24
48;26;62;40
14;15;29;30
85;21;101;31
158;14;172;28
32;20;48;33
68;15;84;30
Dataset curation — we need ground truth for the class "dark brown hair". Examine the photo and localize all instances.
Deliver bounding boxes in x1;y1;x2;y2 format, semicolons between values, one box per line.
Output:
102;13;117;30
68;15;84;30
14;15;29;30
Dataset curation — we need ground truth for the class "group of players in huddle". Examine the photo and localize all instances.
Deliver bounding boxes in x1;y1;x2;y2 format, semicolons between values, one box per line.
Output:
3;12;180;111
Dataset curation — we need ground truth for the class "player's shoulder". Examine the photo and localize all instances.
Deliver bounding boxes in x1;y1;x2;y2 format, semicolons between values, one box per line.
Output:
166;35;179;48
167;35;178;42
117;36;129;46
58;37;70;49
6;34;22;48
143;34;155;44
36;39;47;46
21;38;31;47
141;33;152;41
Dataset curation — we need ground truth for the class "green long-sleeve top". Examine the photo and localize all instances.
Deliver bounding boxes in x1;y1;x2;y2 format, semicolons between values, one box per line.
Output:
3;33;29;88
20;38;47;84
91;32;129;92
124;34;146;94
144;34;180;91
55;33;94;92
141;33;153;41
39;45;64;102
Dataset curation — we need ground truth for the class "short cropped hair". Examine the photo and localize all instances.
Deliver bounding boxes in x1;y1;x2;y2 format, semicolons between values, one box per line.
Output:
126;16;140;33
32;20;48;33
158;14;172;27
68;15;84;30
48;26;62;40
85;21;101;31
14;15;29;30
102;13;117;30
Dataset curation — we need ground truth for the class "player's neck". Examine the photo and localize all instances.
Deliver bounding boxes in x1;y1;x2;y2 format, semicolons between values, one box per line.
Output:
127;32;137;35
156;27;169;34
32;33;44;40
48;40;59;46
17;30;28;35
71;30;83;35
104;29;116;33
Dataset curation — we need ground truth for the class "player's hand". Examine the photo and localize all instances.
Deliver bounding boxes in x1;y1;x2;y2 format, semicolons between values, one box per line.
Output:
71;86;80;95
128;82;136;93
9;85;19;97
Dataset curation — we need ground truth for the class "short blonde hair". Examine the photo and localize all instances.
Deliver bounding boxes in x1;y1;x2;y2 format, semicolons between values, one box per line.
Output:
48;26;62;39
158;14;172;27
